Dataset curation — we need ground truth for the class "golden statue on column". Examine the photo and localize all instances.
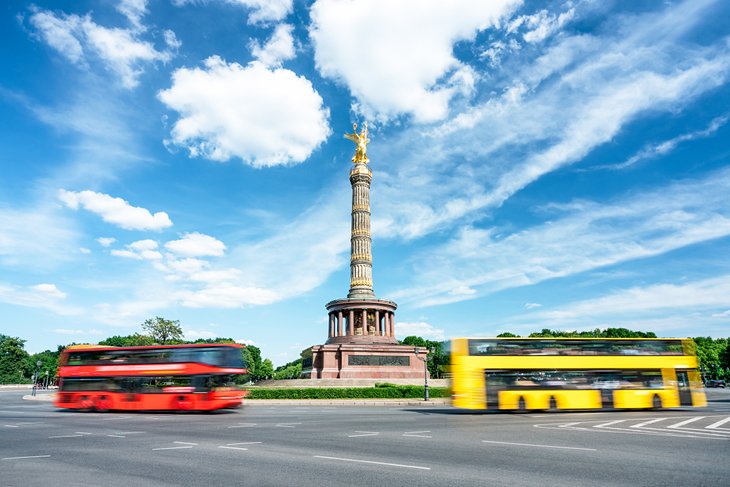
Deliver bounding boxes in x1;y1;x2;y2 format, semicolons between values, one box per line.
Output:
344;122;370;164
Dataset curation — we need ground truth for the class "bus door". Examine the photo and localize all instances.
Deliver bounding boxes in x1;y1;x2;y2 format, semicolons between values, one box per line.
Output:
675;370;693;406
484;371;508;409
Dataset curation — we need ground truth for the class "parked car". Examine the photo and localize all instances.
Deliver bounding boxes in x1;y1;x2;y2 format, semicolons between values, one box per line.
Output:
705;380;726;388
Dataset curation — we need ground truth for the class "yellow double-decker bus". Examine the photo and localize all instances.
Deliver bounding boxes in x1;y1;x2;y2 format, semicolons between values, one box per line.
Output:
449;337;706;411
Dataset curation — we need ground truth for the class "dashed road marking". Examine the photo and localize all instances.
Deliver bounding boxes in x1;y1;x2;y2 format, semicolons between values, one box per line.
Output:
482;440;596;451
49;434;84;438
667;417;704;429
275;422;301;428
2;455;51;461
403;430;432;438
218;442;262;451
314;455;431;470
152;441;197;451
228;423;257;428
348;431;379;437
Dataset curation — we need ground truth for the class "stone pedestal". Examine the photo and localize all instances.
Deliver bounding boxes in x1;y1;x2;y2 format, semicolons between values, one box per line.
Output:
301;343;428;379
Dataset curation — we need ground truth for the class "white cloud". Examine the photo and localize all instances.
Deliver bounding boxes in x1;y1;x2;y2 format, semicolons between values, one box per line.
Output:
605;115;729;170
0;204;80;269
512;276;730;335
158;56;331;167
178;283;279;308
524;303;542;309
59;190;172;231
369;0;730;242
395;321;446;341
250;23;295;67
117;0;148;30
520;8;575;43
392;168;730;307
97;237;116;247
111;239;163;260
28;6;175;88
226;0;293;24
52;328;104;335
31;283;67;299
184;329;217;340
235;338;257;346
309;0;520;122
0;283;82;316
165;232;226;257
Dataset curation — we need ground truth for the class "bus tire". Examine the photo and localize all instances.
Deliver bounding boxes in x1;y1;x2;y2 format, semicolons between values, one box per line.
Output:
175;395;193;411
79;396;93;411
94;396;111;413
548;396;558;411
517;397;527;411
652;394;662;409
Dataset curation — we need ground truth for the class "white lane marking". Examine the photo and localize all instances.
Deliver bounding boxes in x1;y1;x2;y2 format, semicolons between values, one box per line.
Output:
558;422;582;428
630;418;667;428
4;425;19;428
707;417;730;430
348;431;379;437
75;432;93;435
481;440;596;451
152;446;194;451
0;410;27;414
2;455;51;460
107;435;126;438
49;434;84;438
314;455;431;470
219;442;262;451
228;423;257;428
174;442;198;445
668;417;704;429
117;431;145;435
275;422;301;428
595;420;626;429
403;431;432;438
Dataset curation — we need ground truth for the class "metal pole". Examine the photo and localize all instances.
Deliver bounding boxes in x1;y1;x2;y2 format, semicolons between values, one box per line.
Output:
32;361;41;396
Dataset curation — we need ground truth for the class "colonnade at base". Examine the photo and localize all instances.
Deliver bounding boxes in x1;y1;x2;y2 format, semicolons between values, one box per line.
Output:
324;298;397;344
327;307;395;338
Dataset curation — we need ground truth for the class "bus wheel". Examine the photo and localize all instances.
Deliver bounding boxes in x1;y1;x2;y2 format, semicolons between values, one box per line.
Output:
79;396;93;411
548;397;558;411
517;397;527;411
652;395;662;409
94;396;111;413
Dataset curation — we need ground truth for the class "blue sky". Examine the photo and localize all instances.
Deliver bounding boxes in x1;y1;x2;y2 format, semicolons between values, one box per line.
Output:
1;0;729;365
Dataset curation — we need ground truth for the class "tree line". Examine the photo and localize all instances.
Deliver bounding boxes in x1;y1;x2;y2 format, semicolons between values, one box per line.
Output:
1;323;728;384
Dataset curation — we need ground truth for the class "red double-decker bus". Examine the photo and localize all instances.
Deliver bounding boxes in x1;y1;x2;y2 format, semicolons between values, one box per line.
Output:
54;343;248;412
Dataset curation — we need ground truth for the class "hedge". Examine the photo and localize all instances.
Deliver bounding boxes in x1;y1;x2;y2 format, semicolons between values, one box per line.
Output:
244;385;449;400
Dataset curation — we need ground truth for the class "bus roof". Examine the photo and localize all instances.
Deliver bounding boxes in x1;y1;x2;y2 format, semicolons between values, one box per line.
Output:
61;343;244;353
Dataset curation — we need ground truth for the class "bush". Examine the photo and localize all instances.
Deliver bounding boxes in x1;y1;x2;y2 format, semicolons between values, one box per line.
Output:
244;386;449;400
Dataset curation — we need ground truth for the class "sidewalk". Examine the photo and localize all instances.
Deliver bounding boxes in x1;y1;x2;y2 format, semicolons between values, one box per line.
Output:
22;392;450;406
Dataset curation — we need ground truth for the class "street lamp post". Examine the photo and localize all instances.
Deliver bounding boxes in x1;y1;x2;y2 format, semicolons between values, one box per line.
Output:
415;348;433;401
32;360;42;396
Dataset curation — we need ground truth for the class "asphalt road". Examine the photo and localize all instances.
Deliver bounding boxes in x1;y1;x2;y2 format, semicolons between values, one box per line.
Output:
1;390;729;486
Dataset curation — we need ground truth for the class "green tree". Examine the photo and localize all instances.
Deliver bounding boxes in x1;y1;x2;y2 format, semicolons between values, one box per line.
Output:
0;335;31;384
27;349;60;386
245;345;263;381
141;317;184;344
399;336;447;379
693;337;728;381
273;358;302;380
99;333;156;347
497;332;520;337
258;358;274;380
